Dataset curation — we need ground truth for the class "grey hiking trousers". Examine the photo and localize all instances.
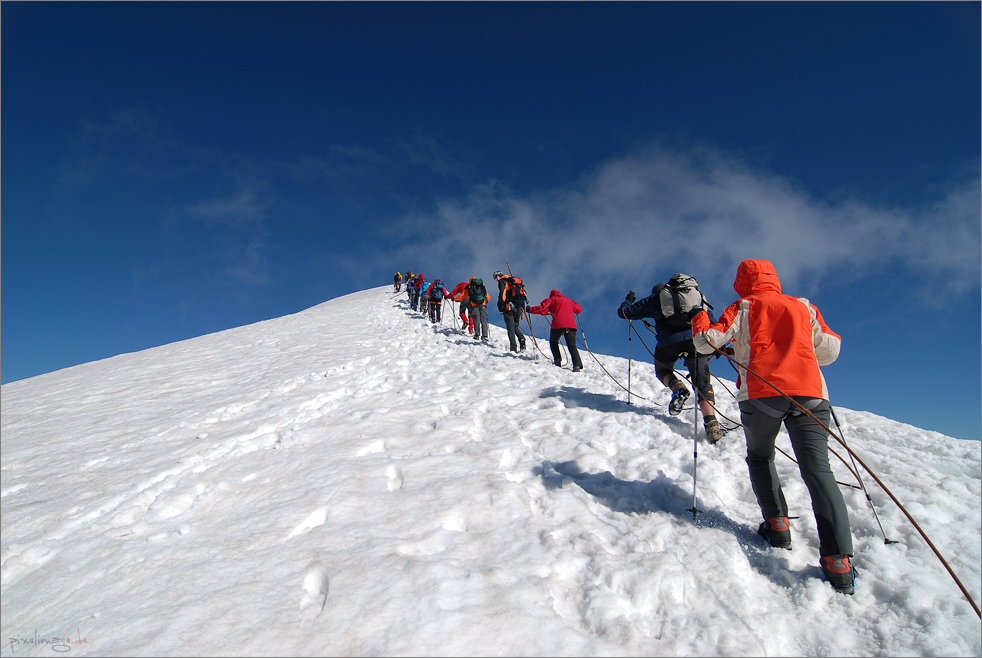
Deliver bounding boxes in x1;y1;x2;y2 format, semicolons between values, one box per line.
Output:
740;396;854;557
503;309;526;350
471;305;490;340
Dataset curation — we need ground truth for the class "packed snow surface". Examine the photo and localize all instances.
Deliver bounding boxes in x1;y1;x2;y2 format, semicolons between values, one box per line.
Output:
2;286;980;656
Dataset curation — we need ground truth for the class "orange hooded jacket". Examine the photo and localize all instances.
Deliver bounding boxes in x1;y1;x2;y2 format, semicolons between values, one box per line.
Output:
691;259;841;401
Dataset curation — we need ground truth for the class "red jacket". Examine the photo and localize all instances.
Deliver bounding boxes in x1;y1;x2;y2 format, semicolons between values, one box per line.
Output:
691;259;841;401
425;281;450;301
529;290;582;329
446;281;470;303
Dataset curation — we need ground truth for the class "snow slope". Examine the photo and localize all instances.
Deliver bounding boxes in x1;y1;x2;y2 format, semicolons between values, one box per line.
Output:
2;286;979;656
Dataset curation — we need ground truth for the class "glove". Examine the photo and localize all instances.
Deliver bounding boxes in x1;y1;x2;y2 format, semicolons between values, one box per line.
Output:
713;345;735;361
690;309;711;333
626;291;636;303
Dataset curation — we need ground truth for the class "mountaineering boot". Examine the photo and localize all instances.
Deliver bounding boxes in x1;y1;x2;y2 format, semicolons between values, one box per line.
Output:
704;417;724;444
519;339;526;352
821;555;855;595
668;380;689;416
572;365;583;373
757;517;792;549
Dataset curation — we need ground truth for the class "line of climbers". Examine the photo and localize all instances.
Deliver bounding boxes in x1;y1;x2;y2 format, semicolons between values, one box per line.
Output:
397;271;492;340
395;260;855;596
393;269;584;371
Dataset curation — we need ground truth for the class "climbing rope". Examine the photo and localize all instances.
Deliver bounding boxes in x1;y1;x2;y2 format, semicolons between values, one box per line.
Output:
571;317;864;494
569;315;649;401
706;343;981;619
388;287;980;617
526;312;571;366
522;311;551;363
592;306;977;614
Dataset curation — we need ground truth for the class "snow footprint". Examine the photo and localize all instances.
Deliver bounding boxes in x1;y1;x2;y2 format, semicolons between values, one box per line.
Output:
286;507;328;540
356;439;387;456
300;563;330;617
386;464;404;491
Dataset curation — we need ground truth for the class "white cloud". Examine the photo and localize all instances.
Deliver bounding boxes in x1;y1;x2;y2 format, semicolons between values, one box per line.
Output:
223;235;272;285
395;128;478;179
185;188;274;285
399;144;981;304
187;189;266;227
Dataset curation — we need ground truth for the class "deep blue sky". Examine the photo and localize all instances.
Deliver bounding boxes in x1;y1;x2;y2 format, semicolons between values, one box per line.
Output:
3;2;980;439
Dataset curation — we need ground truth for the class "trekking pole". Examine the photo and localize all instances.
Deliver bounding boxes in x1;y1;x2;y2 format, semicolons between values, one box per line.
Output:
575;318;649;402
627;320;634;404
830;405;898;545
575;314;591;351
521;309;541;364
524;307;543;363
686;353;704;521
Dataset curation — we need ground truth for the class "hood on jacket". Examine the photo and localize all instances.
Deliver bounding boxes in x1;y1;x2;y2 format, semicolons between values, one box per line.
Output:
734;259;782;298
549;289;562;298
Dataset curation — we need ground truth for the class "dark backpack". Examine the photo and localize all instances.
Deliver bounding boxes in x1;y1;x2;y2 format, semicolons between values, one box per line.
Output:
658;273;707;327
431;281;445;300
503;276;527;306
468;279;487;305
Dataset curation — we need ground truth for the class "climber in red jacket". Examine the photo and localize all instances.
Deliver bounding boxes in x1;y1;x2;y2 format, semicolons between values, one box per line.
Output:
528;290;584;372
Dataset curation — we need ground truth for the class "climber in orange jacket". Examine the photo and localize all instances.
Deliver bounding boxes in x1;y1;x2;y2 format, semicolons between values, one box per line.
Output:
691;259;855;595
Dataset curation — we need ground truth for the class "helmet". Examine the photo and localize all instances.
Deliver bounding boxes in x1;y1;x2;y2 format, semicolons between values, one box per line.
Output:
492;270;505;279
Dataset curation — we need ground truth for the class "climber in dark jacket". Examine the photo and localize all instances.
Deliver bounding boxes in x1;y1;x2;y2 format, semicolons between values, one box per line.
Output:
617;279;723;443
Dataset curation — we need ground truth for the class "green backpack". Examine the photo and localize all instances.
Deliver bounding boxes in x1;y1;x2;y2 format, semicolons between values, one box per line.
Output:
468;279;487;304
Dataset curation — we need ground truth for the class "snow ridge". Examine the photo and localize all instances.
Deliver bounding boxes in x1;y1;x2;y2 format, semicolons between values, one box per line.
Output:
1;286;979;656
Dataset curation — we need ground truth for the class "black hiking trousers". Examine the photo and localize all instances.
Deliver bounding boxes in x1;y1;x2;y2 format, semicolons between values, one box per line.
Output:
654;340;715;403
429;300;443;323
549;328;582;369
740;396;854;558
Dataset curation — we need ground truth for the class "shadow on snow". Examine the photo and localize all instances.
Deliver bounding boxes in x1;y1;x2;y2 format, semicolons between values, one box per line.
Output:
539;385;672;419
533;459;813;587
